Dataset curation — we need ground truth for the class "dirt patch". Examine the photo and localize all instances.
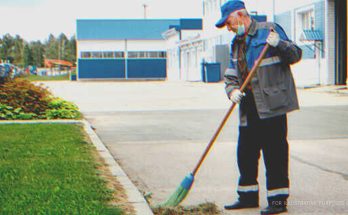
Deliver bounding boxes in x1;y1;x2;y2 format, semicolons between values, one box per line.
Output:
152;202;221;215
92;150;136;214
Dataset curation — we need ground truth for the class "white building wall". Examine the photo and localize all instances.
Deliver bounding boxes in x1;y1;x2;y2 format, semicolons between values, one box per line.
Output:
126;40;166;51
77;40;125;57
164;31;181;81
77;39;166;55
181;30;202;39
180;29;204;81
291;59;327;87
276;0;335;86
181;42;203;81
326;0;335;85
276;0;325;14
164;28;204;82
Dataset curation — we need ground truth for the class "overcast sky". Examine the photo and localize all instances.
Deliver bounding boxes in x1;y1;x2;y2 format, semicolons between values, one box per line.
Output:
0;0;203;42
0;0;278;42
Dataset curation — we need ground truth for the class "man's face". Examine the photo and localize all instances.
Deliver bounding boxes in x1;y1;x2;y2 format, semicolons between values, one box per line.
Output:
225;14;242;32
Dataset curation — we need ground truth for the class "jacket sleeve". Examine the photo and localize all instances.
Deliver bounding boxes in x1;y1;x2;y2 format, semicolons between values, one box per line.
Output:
224;68;239;98
224;43;240;98
274;24;302;65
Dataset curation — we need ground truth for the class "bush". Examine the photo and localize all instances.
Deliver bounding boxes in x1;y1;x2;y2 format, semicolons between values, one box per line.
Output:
0;78;51;115
0;78;81;120
45;98;81;119
0;104;37;120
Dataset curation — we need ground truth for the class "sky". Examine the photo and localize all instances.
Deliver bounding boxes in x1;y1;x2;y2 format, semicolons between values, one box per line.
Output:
0;0;203;42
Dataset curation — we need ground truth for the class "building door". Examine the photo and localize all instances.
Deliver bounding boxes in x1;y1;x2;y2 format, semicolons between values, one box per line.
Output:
335;0;347;84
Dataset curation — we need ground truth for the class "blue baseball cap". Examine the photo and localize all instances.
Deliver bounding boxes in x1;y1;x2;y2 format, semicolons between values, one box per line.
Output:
215;0;246;28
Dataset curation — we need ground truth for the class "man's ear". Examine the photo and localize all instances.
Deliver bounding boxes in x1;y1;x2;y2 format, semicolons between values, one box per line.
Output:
237;11;244;17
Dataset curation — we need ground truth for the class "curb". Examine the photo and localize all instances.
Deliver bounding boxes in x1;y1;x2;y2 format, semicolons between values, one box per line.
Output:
82;120;154;215
0;120;154;215
301;86;348;95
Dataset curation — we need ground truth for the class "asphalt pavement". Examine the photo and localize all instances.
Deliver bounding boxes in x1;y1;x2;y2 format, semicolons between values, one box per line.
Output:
44;81;348;214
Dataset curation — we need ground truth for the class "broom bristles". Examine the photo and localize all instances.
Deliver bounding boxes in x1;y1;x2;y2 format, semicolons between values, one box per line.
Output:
159;173;194;207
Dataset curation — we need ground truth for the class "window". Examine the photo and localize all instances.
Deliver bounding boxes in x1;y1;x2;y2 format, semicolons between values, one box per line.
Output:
115;52;124;58
127;51;166;59
128;52;137;58
91;52;102;58
295;6;315;43
81;52;91;58
301;10;315;30
103;52;114;58
80;51;124;59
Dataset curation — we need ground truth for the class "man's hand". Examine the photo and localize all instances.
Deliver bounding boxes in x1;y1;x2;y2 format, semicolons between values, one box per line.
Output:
230;89;245;104
266;31;280;47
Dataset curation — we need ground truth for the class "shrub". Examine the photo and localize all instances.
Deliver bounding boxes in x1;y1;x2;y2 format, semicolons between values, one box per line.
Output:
0;78;81;120
0;104;37;120
0;78;51;115
45;98;81;119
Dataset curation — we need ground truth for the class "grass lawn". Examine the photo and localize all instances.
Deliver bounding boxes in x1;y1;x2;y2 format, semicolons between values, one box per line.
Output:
0;124;127;214
22;74;69;81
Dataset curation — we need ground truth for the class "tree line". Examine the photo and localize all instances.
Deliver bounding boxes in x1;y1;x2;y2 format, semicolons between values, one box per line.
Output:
0;33;76;68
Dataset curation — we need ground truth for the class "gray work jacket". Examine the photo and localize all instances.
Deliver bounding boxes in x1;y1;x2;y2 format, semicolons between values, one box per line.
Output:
224;19;302;126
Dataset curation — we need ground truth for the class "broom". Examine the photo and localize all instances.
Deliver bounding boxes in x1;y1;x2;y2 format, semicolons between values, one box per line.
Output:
160;38;272;208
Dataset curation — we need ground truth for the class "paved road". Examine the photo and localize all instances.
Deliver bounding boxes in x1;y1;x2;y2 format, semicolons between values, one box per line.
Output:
44;81;348;214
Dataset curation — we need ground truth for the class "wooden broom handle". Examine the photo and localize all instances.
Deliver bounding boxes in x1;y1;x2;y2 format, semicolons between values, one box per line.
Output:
192;43;271;176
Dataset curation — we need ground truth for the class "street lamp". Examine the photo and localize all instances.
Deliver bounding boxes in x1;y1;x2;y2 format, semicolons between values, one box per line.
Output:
143;4;148;19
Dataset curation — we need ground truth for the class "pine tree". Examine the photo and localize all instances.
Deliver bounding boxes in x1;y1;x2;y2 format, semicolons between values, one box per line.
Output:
44;34;58;59
30;41;45;67
58;33;69;61
23;44;33;67
66;36;76;65
13;35;25;66
1;34;15;63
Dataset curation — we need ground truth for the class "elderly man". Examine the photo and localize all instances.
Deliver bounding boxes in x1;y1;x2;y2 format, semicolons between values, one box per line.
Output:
215;0;302;214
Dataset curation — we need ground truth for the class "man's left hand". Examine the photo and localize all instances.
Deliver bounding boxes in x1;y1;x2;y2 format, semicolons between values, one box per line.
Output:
266;31;280;47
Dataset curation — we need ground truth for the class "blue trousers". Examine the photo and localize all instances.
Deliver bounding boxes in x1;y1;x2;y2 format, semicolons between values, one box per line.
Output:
237;90;289;207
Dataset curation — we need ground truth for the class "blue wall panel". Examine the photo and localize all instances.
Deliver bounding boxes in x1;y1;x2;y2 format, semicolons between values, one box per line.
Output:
127;59;166;78
77;19;179;40
179;19;203;30
78;59;125;79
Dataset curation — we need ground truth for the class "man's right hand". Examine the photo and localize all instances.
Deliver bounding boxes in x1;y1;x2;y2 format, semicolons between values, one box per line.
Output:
230;89;245;104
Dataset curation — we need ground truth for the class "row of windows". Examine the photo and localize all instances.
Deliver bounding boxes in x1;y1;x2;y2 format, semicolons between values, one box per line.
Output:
80;51;166;59
128;51;166;58
81;51;125;59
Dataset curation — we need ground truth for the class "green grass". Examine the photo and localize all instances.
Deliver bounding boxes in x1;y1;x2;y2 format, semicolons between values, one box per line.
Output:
0;124;123;214
22;74;69;81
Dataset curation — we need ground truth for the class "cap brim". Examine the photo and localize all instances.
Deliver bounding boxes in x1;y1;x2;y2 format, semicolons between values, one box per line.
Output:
215;15;228;28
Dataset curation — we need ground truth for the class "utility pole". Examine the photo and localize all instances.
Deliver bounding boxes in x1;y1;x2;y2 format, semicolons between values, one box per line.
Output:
143;4;148;19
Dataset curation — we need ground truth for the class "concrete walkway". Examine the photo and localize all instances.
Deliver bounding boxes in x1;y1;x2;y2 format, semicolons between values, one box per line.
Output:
44;81;348;214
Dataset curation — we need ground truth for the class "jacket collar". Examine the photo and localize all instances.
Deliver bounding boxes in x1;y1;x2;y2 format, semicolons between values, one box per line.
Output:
247;18;257;36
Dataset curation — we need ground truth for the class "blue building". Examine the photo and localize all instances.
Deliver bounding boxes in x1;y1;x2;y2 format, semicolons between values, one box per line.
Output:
76;19;202;80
